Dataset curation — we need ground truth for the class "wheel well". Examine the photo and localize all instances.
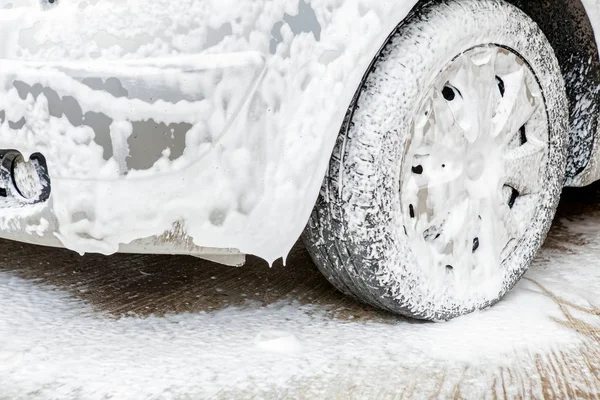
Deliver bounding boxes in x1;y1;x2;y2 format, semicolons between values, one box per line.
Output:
413;0;600;179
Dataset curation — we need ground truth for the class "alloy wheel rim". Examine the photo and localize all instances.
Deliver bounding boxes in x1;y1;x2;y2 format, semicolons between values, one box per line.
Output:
401;44;549;295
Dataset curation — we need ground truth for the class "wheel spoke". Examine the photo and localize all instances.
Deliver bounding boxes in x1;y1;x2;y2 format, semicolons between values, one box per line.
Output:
424;194;482;271
431;92;470;150
476;202;503;272
412;181;467;229
496;200;524;243
412;93;469;158
442;196;471;239
451;205;482;269
504;141;546;195
492;67;539;140
468;47;498;138
446;47;499;142
482;199;517;264
511;193;539;229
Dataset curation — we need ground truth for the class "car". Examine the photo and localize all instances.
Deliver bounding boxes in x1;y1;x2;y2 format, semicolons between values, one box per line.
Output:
0;0;599;320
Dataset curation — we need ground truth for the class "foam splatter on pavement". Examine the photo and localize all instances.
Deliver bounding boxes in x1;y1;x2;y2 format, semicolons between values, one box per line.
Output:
0;197;598;399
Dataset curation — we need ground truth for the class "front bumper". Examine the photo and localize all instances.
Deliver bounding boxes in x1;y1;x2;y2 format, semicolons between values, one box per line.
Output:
0;52;268;257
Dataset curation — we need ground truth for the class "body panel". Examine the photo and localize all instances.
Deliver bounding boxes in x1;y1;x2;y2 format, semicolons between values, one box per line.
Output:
574;0;600;186
0;0;419;262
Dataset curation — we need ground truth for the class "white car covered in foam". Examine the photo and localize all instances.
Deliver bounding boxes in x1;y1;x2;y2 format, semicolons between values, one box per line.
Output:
1;0;600;319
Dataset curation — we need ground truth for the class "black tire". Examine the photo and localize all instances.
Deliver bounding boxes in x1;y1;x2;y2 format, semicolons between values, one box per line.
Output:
302;0;568;320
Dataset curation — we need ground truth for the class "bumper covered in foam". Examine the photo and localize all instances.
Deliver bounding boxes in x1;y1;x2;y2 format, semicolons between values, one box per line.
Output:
0;53;275;256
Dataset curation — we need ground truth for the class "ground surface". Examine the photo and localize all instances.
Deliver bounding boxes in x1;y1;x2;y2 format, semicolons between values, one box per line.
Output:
0;186;599;399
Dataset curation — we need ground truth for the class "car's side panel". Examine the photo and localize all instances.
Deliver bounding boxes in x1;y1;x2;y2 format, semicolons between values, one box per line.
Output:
0;0;420;262
573;0;600;186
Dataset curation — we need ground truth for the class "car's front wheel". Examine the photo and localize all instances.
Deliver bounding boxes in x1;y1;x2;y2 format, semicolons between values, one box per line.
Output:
303;0;569;320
